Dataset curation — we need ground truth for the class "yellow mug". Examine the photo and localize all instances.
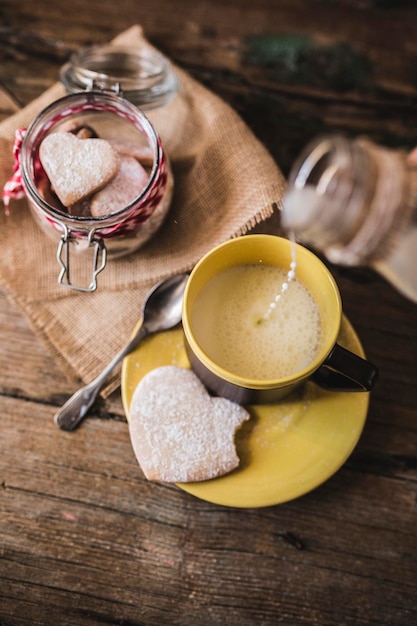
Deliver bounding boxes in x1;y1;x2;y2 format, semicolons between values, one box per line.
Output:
182;234;378;404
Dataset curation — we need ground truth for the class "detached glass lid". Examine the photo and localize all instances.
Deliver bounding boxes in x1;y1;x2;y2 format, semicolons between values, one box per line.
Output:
60;44;178;110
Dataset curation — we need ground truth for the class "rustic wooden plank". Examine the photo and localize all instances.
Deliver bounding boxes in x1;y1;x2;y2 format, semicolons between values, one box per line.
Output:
0;289;125;419
1;394;416;625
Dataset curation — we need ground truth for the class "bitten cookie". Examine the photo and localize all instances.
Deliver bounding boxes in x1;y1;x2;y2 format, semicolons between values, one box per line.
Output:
128;366;250;483
39;132;120;206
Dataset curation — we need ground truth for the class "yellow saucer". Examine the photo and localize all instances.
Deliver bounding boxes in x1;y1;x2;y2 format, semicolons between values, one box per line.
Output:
121;317;369;508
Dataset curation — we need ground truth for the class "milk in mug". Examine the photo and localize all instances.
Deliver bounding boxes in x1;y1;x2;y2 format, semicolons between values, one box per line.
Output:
191;264;322;381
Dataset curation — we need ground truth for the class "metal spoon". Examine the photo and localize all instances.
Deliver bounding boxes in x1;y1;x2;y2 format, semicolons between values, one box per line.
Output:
54;272;189;431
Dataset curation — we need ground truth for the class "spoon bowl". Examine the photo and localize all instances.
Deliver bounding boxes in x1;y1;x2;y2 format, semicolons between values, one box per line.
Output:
54;272;189;431
143;273;189;333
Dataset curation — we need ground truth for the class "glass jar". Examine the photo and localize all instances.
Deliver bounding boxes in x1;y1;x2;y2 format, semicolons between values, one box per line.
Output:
281;135;417;303
20;91;173;291
60;43;178;111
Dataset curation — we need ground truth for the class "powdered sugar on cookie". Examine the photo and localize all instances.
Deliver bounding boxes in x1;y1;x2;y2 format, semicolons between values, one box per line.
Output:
90;155;150;216
39;132;120;206
38;125;154;217
128;366;250;483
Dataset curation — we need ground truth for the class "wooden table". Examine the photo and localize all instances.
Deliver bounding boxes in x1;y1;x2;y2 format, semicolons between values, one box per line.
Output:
1;2;417;624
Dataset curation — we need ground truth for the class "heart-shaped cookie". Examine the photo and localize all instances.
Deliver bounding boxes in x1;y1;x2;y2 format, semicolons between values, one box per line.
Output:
39;132;120;207
128;366;250;483
90;155;150;216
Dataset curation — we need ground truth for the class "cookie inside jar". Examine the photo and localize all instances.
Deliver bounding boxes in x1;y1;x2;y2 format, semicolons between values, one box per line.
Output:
37;112;155;219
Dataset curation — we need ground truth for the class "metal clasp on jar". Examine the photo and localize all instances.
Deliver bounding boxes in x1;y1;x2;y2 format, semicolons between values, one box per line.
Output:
89;79;123;97
57;225;107;292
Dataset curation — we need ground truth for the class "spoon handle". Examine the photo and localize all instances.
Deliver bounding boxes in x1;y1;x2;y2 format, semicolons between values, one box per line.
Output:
54;323;149;431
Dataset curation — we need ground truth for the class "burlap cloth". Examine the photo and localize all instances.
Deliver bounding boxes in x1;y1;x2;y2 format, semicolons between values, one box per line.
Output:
0;25;285;398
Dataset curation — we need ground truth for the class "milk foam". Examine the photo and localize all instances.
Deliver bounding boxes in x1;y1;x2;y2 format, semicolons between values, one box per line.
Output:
191;264;322;380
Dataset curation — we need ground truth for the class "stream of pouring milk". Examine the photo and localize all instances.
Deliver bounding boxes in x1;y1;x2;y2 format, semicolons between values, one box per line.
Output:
261;232;298;322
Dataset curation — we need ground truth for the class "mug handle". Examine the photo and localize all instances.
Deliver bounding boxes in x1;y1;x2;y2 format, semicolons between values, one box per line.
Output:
311;344;378;392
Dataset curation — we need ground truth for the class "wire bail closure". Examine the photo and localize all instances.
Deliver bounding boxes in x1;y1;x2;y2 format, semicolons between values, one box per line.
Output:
57;225;107;292
89;79;123;97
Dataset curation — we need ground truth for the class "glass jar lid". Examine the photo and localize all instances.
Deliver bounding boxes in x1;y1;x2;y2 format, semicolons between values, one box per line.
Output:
60;44;178;110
